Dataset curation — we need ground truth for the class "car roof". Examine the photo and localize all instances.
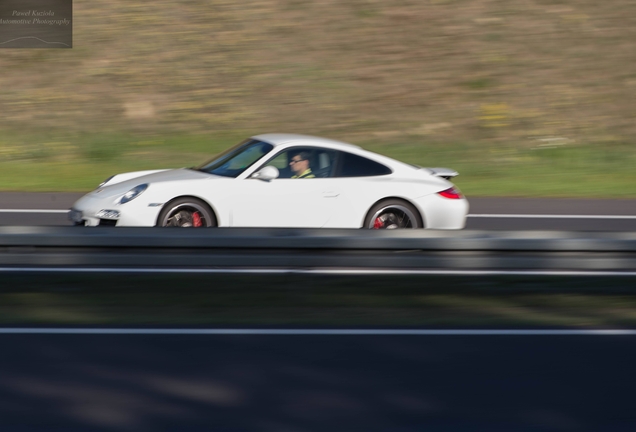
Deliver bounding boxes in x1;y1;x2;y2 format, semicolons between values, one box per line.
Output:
252;133;362;150
252;133;419;174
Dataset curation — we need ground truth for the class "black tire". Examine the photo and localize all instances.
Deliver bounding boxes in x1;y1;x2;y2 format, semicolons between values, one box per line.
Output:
363;199;422;229
157;197;217;227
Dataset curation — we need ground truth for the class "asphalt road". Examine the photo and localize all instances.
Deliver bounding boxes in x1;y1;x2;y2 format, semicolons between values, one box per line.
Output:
1;332;634;432
0;193;635;230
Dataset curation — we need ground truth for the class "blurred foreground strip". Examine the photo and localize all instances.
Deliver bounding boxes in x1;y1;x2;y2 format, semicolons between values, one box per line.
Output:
1;268;636;276
1;273;636;328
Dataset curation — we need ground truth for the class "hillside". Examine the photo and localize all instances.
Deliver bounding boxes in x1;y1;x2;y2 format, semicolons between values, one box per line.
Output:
2;1;635;138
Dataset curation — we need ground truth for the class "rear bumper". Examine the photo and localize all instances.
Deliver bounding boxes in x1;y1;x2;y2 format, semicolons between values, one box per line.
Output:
414;194;469;229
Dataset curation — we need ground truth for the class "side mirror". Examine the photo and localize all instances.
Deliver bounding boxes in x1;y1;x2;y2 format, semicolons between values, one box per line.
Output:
251;166;279;181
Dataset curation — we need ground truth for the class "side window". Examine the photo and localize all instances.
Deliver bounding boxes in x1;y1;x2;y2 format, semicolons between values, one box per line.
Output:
335;152;392;177
312;149;336;178
262;147;336;179
263;150;295;178
266;153;290;170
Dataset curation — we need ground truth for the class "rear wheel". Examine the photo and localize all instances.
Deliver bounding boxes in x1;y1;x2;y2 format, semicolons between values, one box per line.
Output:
364;199;421;229
158;198;217;227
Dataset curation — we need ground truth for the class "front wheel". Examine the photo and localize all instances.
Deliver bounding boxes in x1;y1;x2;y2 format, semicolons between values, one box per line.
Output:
364;199;422;229
157;198;217;227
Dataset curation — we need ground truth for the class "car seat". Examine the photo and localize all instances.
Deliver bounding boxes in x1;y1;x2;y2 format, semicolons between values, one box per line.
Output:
313;152;332;178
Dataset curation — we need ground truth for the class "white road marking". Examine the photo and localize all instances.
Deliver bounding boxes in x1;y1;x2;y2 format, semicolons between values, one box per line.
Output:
1;209;635;219
0;209;68;214
469;214;636;219
0;328;634;335
1;267;635;276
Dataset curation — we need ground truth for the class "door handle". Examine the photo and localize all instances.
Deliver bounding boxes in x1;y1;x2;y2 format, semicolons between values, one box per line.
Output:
322;191;340;198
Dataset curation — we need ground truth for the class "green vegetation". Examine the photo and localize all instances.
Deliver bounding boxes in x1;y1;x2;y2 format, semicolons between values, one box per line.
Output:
1;131;634;196
1;1;636;195
0;132;245;191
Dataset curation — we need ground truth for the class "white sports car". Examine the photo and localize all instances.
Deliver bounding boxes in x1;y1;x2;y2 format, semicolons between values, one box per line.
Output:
69;134;468;229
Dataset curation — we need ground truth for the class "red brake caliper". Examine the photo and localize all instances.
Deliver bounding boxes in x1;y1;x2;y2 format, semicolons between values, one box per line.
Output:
192;212;203;227
373;217;384;229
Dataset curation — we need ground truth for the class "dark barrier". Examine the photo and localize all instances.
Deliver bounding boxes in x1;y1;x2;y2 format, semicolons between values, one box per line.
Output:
0;227;636;270
2;227;635;326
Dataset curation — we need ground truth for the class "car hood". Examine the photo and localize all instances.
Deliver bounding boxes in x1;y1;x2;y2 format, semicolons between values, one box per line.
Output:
91;168;216;199
104;168;220;186
103;169;170;186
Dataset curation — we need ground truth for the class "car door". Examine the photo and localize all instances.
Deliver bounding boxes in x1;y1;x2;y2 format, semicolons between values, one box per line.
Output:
229;147;341;227
321;150;394;228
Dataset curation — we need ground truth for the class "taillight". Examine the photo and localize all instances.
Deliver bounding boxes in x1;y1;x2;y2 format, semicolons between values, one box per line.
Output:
438;187;463;199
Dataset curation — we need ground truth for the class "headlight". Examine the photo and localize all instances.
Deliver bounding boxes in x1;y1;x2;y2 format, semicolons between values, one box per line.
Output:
120;184;148;204
98;175;115;188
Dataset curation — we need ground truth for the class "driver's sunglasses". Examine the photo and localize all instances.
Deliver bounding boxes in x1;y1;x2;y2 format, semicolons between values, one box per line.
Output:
290;158;305;164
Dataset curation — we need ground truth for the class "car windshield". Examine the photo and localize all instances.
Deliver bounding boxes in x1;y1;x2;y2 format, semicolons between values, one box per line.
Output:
196;139;274;178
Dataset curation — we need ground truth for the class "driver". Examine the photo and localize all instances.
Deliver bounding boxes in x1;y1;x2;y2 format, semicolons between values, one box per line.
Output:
289;151;315;179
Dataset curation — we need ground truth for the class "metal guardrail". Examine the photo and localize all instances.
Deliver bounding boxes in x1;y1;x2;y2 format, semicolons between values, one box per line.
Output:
0;226;635;270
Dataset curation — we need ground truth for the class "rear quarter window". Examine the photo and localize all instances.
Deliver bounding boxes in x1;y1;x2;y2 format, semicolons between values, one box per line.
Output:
336;152;392;177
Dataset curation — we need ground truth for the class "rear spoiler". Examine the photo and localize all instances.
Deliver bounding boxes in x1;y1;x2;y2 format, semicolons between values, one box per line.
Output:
419;167;459;180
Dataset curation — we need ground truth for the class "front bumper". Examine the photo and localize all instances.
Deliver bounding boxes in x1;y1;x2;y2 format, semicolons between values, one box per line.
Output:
69;192;163;227
68;208;83;224
68;207;117;226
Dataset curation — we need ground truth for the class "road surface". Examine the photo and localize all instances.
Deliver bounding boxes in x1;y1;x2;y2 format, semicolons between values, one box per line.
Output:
0;331;635;431
0;193;635;230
